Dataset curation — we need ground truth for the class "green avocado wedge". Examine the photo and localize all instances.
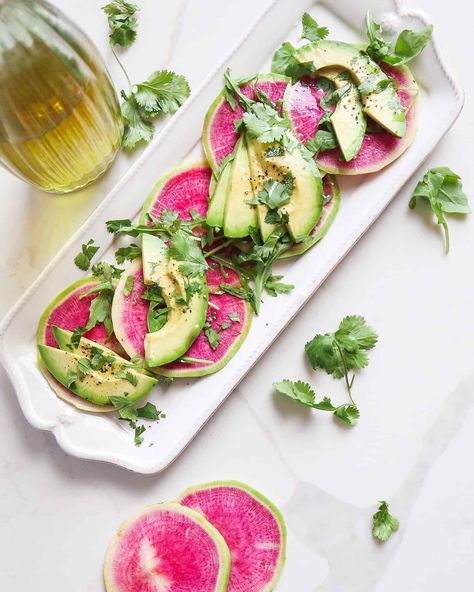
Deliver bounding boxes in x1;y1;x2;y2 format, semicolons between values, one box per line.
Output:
206;159;232;229
320;67;366;161
38;342;157;407
223;135;258;238
297;40;406;138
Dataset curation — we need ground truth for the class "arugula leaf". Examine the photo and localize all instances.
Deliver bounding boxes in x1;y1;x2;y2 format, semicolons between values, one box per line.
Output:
169;230;208;276
74;239;99;271
115;243;141;264
102;0;138;48
409;167;470;253
372;501;399;542
333;404;360;425
121;92;154;150
271;41;316;83
134;70;190;115
301;13;329;43
366;11;432;66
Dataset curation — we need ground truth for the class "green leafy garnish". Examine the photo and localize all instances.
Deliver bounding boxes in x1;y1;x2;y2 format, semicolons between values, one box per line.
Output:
136;402;164;420
115;243;141;264
120;92;154;150
169;230;208;277
123;275;134;297
241;102;291;144
77;357;91;377
333;404;360;425
264;145;285;158
305;129;338;157
110;396;165;447
228;312;240;323
358;76;391;97
134;425;146;446
305;315;378;378
74;239;99;271
204;322;221;351
265;275;294;297
66;369;77;388
102;0;138;48
366;11;433;66
90;346;115;371
372;501;399;542
409;167;470;253
271;41;316;83
116;368;138;386
134;71;191;116
301;12;329;43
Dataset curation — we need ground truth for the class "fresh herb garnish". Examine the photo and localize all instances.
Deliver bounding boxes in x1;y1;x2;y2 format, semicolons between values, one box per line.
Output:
305;129;338;157
271;42;316;83
74;239;99;271
204;322;221;351
102;0;138;48
102;2;190;150
116;368;138;386
409;167;470;253
372;501;399;542
228;312;240;323
123;275;134;297
301;12;329;43
77;357;92;377
366;11;433;66
115;243;141;264
134;425;146;446
66;369;78;388
110;396;165;447
90;346;116;371
169;230;208;277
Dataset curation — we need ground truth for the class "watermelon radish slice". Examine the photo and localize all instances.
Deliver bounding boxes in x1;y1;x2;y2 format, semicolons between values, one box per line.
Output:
203;74;289;174
139;161;212;225
37;277;121;413
104;501;231;592
280;174;341;258
112;258;251;376
285;63;418;175
178;481;286;592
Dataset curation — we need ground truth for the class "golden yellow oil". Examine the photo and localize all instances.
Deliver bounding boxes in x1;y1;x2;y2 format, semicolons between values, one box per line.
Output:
0;2;123;193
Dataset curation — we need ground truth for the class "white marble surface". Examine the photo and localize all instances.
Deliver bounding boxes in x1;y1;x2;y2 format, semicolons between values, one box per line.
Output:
1;0;474;590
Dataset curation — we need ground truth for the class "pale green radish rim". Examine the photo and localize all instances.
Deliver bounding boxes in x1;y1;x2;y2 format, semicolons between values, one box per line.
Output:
177;480;287;592
103;501;231;592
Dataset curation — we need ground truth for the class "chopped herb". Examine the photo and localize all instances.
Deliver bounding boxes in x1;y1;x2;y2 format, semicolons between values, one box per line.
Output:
74;239;99;271
134;425;146;446
77;358;91;377
134;70;191;116
116;369;138;386
264;145;285;158
66;369;78;388
228;312;240;323
265;275;294;297
204;322;221;351
147;302;168;332
358;76;391;97
136;402;163;420
90;346;116;371
168;230;208;276
372;501;399;542
305;129;338;156
409;167;470;253
271;41;316;83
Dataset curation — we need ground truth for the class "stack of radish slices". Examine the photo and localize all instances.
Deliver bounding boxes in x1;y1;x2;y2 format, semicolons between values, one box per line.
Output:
104;481;286;592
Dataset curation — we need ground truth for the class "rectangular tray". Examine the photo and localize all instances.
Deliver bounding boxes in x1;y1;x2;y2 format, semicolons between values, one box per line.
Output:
0;0;463;473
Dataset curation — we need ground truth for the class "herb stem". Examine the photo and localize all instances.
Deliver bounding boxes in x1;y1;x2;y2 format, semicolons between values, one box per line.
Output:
110;42;132;90
209;255;253;280
204;239;234;259
180;356;214;365
334;340;356;406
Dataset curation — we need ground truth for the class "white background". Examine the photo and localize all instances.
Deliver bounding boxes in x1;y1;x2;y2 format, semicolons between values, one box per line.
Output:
1;1;473;590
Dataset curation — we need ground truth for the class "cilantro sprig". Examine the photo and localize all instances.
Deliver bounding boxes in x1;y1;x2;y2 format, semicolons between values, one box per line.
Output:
102;2;190;150
274;316;377;425
74;239;99;271
110;396;165;447
372;501;399;542
409;167;470;253
366;11;433;66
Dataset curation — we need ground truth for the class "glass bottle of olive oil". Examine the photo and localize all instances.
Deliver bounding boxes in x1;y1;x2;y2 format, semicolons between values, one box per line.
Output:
0;0;123;193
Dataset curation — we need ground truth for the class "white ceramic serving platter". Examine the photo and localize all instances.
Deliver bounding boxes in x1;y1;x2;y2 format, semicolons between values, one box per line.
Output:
0;0;463;473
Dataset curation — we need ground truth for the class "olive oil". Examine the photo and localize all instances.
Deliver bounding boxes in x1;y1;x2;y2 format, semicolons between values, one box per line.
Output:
0;0;123;193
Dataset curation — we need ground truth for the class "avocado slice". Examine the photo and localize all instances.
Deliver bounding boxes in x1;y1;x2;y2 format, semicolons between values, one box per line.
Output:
38;343;157;406
247;138;323;243
143;241;208;368
142;234;169;285
320;68;366;161
297;40;406;138
223;135;258;238
206;160;232;229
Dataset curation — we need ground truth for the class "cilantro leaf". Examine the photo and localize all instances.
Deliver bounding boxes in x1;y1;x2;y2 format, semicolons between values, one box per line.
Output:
147;301;168;333
134;425;146;446
271;41;316;83
66;370;77;389
115;243;141;264
358;76;391;97
116;369;138;386
334;404;360;425
265;275;294;297
204;322;221;351
366;11;432;66
229;312;240;323
305;315;378;378
74;239;99;271
242;103;291;144
102;0;138;48
121;93;154;150
134;70;190;115
77;357;91;377
372;501;399;542
90;346;115;371
273;379;316;407
136;402;163;420
409;167;470;253
305;129;338;157
169;230;208;276
301;13;329;43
